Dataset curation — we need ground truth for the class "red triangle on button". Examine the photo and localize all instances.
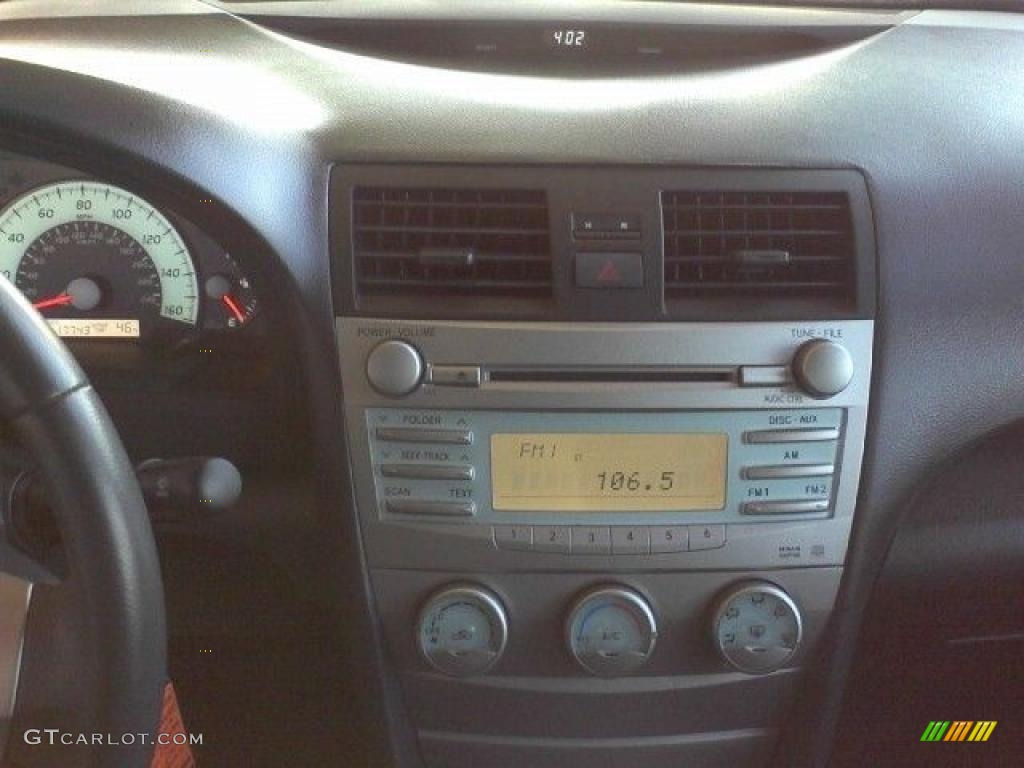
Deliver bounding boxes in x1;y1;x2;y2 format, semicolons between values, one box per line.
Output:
596;259;621;283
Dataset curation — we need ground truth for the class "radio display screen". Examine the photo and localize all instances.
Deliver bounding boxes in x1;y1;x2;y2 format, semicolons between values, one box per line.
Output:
490;433;728;512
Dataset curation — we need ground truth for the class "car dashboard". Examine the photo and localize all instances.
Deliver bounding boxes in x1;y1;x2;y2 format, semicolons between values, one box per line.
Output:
1;1;1024;766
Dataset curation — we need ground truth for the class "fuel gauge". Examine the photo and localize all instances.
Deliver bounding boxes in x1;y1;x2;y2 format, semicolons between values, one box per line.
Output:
203;252;259;330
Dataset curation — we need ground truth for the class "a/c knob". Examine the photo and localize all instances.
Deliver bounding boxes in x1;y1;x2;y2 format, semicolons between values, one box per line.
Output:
366;340;423;397
792;339;853;399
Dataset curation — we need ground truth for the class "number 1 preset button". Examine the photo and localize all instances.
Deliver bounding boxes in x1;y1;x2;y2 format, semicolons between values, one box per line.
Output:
494;525;533;552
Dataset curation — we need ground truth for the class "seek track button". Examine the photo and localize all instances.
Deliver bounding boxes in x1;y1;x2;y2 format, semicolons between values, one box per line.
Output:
575;252;644;289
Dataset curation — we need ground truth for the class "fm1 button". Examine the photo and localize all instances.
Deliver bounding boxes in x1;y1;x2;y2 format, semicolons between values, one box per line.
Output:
575;252;644;289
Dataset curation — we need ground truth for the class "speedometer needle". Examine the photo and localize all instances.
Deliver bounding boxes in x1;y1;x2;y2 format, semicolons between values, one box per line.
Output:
33;294;74;310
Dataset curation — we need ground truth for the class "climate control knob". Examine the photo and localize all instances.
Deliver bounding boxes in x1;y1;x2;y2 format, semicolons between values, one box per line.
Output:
366;339;423;397
566;585;657;677
792;339;853;398
417;584;508;677
711;581;803;675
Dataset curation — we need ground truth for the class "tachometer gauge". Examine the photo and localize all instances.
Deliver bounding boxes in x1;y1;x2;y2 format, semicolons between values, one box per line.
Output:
0;181;199;339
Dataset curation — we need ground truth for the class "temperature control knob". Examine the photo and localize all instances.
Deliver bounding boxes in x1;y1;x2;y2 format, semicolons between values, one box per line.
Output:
792;339;854;398
417;584;508;677
366;340;423;397
711;581;803;675
566;586;657;677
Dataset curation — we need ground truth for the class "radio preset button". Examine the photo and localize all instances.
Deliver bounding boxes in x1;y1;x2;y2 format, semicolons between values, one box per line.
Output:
380;463;475;481
742;499;830;516
534;525;571;553
376;427;473;445
650;525;688;554
611;526;650;555
571;526;612;555
429;365;482;388
743;464;835;480
744;428;840;444
494;525;533;551
689;524;726;551
386;499;476;517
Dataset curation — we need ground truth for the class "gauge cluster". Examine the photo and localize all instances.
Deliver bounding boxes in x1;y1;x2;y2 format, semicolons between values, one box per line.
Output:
0;155;262;351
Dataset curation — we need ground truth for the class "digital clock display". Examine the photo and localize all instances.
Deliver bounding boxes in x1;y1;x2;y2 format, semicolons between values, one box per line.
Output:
490;433;727;512
546;28;588;49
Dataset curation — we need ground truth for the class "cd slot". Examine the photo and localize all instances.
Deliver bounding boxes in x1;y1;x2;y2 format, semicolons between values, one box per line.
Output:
487;368;735;385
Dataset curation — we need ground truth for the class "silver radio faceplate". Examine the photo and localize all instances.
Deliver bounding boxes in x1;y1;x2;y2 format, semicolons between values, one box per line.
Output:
339;318;873;572
367;408;843;526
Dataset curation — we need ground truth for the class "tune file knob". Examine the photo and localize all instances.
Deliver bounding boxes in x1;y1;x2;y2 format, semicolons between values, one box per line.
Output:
792;339;854;398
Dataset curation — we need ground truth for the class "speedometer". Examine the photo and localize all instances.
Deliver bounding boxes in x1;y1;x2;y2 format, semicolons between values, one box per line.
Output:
0;181;199;339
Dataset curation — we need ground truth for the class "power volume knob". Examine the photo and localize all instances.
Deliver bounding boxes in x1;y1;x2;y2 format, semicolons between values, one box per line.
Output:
792;339;854;399
366;340;424;397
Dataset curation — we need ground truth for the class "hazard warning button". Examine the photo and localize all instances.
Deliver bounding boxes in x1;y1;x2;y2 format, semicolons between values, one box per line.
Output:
575;252;644;289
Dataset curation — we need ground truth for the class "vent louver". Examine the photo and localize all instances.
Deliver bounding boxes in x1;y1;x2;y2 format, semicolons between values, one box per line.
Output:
353;187;552;298
662;190;855;301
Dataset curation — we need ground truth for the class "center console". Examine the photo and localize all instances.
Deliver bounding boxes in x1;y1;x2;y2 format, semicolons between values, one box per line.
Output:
333;164;875;768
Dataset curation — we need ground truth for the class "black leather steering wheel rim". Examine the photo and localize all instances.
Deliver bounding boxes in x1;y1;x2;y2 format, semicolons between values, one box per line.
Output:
0;277;166;767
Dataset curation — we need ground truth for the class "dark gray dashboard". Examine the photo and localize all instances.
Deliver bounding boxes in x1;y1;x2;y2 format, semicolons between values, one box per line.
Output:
3;2;1024;765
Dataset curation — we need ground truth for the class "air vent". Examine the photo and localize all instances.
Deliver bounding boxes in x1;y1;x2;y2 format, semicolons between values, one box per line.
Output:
662;190;855;301
353;187;552;298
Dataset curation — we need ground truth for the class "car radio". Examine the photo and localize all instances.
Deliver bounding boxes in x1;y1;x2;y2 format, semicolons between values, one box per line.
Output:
338;317;872;572
332;165;876;765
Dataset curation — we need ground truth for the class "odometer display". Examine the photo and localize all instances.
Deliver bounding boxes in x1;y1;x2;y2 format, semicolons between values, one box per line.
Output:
0;181;199;337
490;433;728;512
45;318;141;338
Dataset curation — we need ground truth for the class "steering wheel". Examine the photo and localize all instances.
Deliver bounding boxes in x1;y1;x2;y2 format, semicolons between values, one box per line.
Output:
0;277;166;767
